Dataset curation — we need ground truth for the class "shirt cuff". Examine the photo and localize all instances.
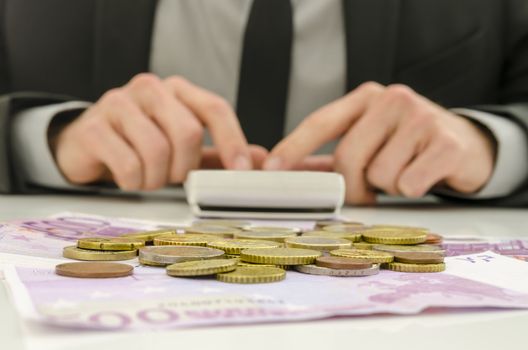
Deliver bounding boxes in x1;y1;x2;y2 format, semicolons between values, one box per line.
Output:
12;101;92;190
447;108;528;199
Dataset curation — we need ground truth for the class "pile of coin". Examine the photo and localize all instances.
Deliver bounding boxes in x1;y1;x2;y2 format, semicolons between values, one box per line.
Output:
58;219;445;282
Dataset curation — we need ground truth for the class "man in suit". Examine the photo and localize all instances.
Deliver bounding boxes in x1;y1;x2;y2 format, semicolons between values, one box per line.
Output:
1;0;527;205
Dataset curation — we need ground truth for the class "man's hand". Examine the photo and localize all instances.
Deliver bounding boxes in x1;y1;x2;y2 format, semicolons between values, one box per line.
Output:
263;82;496;204
54;74;254;191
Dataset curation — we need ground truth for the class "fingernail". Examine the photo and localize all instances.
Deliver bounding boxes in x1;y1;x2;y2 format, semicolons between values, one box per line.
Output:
233;155;252;170
263;156;282;170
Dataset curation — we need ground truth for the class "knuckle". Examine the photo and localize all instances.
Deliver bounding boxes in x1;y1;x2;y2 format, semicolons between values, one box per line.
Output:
384;84;416;104
129;73;162;91
100;88;129;108
164;75;188;87
203;96;232;117
357;81;384;94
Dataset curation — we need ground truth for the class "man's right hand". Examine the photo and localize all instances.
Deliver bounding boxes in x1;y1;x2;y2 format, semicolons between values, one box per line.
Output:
53;74;254;190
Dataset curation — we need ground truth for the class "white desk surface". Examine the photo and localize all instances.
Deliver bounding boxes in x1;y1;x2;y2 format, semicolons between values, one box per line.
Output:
1;193;527;350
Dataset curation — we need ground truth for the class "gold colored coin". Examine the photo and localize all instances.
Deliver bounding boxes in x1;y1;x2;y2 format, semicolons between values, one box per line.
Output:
303;231;361;243
236;261;278;268
120;229;177;243
207;239;280;255
192;219;251;229
284;236;351;251
384;262;446;273
234;230;297;243
361;230;427;245
315;220;365;229
63;246;137;261
373;244;445;254
139;258;167;267
77;237;145;251
244;226;301;234
321;225;364;242
330;249;394;263
352;242;376;250
166;259;237;277
184;225;240;238
240;247;321;265
217;266;286;284
371;224;429;233
153;234;217;247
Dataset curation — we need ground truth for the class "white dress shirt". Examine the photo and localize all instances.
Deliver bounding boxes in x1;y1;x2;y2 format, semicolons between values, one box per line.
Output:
11;0;528;198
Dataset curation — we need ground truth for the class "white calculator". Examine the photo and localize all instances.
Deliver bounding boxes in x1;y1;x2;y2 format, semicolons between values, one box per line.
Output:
184;170;345;219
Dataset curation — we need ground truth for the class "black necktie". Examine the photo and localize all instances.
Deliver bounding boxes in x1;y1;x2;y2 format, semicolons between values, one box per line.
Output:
236;0;293;150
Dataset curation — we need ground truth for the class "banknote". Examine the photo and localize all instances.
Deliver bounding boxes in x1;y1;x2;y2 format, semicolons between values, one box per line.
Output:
4;251;528;331
0;212;187;259
2;212;528;331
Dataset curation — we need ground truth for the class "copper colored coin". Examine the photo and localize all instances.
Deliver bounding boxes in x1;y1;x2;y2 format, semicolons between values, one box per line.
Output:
393;252;444;264
424;233;444;245
315;256;372;270
55;262;133;278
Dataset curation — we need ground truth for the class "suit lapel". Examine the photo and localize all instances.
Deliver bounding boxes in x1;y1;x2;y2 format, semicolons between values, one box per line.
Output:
92;0;158;98
342;0;401;91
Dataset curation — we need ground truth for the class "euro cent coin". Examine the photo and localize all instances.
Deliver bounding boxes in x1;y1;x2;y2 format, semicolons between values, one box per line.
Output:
55;262;133;278
184;225;240;238
207;239;280;255
240;247;321;265
294;264;379;277
63;246;137;261
166;259;237;277
217;266;286;284
77;237;145;251
330;249;394;263
315;256;372;270
384;262;446;273
393;252;445;264
284;236;352;251
315;220;365;229
120;229;177;243
234;230;297;243
243;226;301;234
373;244;445;254
361;230;427;245
139;246;224;266
153;234;218;247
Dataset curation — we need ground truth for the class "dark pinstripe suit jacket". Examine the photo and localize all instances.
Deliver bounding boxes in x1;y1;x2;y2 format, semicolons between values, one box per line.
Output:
1;0;528;205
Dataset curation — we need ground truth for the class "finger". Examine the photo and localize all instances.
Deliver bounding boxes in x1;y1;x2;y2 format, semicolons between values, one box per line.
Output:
102;90;171;190
165;76;252;170
81;119;143;190
397;135;459;198
125;74;203;183
264;82;384;170
291;155;334;172
335;85;416;203
366;112;432;195
200;145;269;169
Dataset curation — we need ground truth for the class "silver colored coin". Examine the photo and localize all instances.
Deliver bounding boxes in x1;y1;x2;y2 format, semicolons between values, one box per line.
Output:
294;264;380;277
139;246;224;266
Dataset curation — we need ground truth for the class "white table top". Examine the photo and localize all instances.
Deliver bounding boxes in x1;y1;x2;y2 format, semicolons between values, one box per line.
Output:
1;193;527;350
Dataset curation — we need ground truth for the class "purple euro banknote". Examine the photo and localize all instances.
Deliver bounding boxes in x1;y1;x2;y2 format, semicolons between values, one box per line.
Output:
4;251;528;331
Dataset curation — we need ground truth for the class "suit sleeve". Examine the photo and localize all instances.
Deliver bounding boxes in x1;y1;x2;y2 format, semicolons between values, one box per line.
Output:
0;92;77;193
439;0;528;206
